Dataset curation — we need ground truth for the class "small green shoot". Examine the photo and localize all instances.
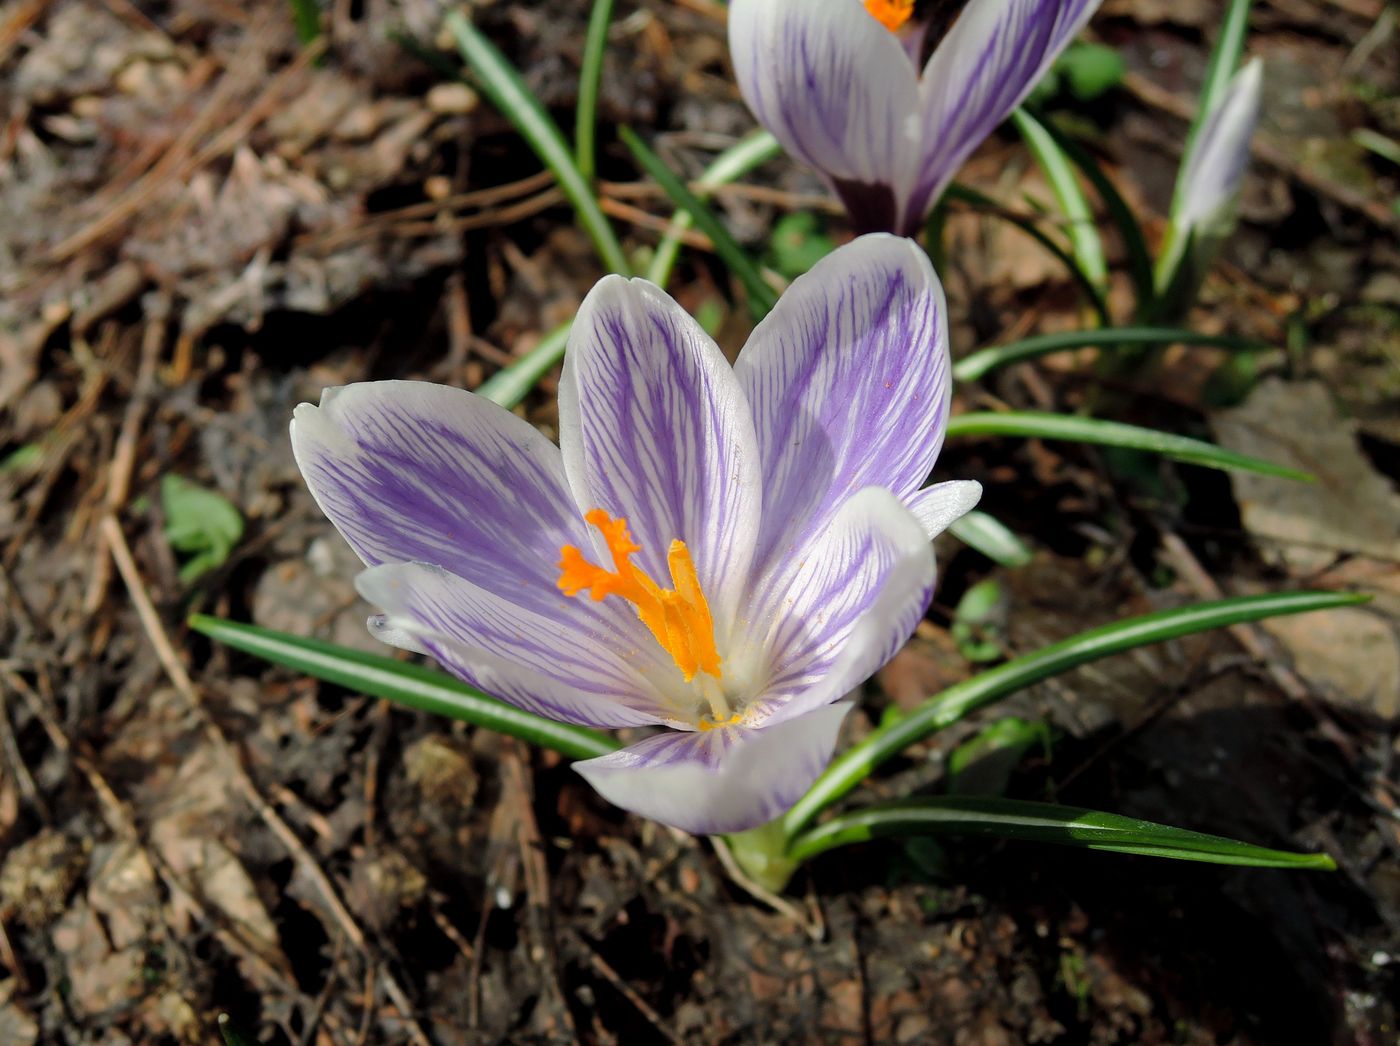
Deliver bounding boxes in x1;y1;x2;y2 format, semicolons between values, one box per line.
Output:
161;475;244;584
1057;43;1125;102
766;211;836;280
951;579;1008;663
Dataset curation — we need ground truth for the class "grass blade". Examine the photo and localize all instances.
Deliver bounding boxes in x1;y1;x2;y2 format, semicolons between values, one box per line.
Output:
953;327;1260;382
475;321;571;409
1013;108;1108;293
787;796;1336;869
783;590;1368;835
945;411;1312;481
1035;115;1158;309
620;126;779;318
447;11;630;275
946;183;1110;325
646;130;783;288
575;0;616;185
189;614;621;760
949;511;1033;567
287;0;321;46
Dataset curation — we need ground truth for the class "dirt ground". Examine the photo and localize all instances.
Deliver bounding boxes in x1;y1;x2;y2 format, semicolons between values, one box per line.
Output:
2;0;1398;1042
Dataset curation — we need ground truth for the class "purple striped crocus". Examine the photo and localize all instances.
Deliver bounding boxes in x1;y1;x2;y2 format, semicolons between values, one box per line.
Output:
291;235;979;835
730;0;1103;236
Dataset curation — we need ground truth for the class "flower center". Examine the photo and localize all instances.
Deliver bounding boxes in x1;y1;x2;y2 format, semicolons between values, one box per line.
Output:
558;510;730;720
864;0;914;31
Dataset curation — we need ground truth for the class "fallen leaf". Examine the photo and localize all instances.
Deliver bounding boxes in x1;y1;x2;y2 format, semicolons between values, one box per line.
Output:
1210;378;1400;572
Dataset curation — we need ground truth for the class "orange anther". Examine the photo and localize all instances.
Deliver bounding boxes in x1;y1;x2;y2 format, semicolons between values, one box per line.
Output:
558;512;723;683
864;0;915;32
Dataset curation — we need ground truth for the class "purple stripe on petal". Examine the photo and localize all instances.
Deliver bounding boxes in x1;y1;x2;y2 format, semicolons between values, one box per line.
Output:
907;0;1104;224
558;276;762;633
747;488;935;728
572;703;851;834
734;235;950;578
357;561;674;729
729;0;921;230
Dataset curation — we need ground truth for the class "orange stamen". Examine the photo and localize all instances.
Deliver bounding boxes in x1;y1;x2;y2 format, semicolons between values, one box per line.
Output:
558;510;723;684
864;0;915;32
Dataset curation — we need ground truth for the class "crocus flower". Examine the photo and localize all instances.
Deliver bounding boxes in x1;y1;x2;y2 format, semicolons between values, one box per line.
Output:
730;0;1103;236
1156;58;1263;306
291;234;979;835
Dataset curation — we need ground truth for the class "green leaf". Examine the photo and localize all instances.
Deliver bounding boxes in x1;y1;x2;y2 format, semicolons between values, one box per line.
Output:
620;126;779;318
948;511;1034;568
574;0;616;185
286;0;321;46
475;321;571;409
951;579;1008;663
1013;108;1108;294
446;11;630;276
786;796;1336;870
945;183;1110;325
953;326;1261;383
766;212;836;280
161;475;244;584
1035;116;1157;310
945;411;1312;481
188;615;621;761
947;718;1049;796
783;590;1369;836
1;442;43;473
1058;43;1126;102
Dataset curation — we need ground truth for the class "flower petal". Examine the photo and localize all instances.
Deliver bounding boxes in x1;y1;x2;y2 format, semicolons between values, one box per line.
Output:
728;0;921;232
357;561;676;728
908;0;1103;221
734;235;949;576
293;381;594;619
558;276;762;633
747;487;935;728
1174;58;1262;233
573;703;851;834
906;480;983;540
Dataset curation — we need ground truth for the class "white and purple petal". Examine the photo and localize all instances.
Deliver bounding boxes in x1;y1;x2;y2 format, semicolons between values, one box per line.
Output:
573;703;851;834
357;562;676;728
558;276;762;633
908;0;1104;223
906;479;983;540
734;234;949;576
728;0;922;233
293;382;586;619
1174;58;1262;234
745;487;936;728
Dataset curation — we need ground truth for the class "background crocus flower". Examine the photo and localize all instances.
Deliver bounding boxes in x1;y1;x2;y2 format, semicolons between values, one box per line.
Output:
291;235;979;835
1155;58;1263;310
729;0;1103;236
